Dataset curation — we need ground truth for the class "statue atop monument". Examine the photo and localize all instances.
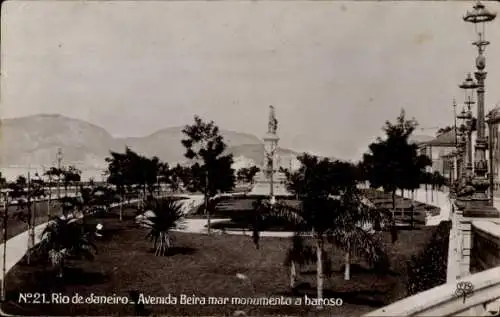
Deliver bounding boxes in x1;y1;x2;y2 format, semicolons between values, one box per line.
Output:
268;105;278;134
248;104;292;197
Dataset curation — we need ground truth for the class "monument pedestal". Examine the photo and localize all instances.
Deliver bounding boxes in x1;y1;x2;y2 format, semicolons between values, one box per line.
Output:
248;171;292;196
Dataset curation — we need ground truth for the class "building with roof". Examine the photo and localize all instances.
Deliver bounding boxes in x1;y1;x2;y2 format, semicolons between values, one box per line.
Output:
487;106;500;196
417;130;459;181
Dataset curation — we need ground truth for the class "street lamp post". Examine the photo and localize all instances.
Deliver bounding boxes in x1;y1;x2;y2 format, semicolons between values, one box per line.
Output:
460;0;499;216
486;113;495;204
459;73;478;181
1;191;8;302
457;108;471;185
453;98;458;184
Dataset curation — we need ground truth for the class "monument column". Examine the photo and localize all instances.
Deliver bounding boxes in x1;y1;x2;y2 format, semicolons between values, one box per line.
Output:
248;106;291;198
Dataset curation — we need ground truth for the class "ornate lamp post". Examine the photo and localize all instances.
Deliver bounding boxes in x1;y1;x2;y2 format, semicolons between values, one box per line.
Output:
486;111;496;204
460;0;498;216
459;73;478;180
457;107;472;185
452;98;458;184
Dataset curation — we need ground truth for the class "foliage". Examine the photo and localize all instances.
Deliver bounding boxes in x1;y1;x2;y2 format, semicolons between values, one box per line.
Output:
44;167;64;187
105;147;163;196
283;153;358;197
406;221;451;295
8;176;44;227
32;217;97;278
236;166;261;184
0;172;6;190
59;196;84;217
362;109;432;207
326;187;391;272
138;198;185;256
181;116;236;196
420;171;447;189
436;126;454;136
253;154;392;300
90;186;117;213
284;233;316;268
61;166;81;191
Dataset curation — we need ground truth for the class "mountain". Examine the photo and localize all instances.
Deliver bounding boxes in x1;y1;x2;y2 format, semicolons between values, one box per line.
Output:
0;114;117;168
118;127;263;165
0;114;306;178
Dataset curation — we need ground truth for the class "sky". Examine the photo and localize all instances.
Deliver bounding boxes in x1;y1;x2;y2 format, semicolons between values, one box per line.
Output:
1;0;500;161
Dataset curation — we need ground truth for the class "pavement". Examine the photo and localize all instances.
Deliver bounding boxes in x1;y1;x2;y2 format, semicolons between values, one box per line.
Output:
377;187;452;226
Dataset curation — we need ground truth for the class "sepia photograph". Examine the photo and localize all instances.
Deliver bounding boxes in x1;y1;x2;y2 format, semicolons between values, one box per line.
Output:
1;0;500;316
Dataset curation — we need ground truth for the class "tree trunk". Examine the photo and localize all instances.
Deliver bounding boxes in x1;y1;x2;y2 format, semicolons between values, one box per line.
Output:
410;190;415;229
47;183;52;220
119;195;123;221
290;261;297;290
392;190;396;219
119;187;123;221
205;171;211;235
316;237;324;309
425;183;428;204
344;246;351;281
2;193;8;301
30;202;36;248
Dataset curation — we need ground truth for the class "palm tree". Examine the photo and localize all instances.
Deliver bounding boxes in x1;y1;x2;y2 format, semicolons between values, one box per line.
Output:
253;197;336;306
33;217;97;278
327;187;391;281
137;198;185;256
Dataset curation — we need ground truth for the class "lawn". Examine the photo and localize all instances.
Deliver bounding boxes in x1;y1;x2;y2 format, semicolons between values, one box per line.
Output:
2;207;436;316
0;201;63;243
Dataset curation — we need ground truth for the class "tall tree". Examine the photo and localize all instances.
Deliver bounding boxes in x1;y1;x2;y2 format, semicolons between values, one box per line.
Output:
362;109;431;220
157;162;170;196
327;186;391;281
253;155;394;305
181;116;235;234
0;172;7;301
169;164;186;193
253;155;378;306
61;166;81;198
45;167;64;199
106;147;163;215
0;173;6;189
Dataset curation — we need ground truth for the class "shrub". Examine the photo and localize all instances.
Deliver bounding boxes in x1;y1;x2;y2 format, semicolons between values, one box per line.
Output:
406;220;451;295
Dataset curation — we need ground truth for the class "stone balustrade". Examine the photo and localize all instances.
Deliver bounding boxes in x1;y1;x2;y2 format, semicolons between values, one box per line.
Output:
364;267;500;316
471;220;500;273
366;193;500;316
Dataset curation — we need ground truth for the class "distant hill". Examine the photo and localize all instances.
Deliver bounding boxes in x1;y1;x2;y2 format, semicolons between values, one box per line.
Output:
0;114;307;176
119;127;263;165
0;114;117;168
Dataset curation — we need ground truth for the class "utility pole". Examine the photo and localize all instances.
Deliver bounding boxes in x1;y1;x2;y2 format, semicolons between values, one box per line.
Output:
1;191;8;302
47;170;52;220
57;148;63;200
26;170;33;265
205;170;211;234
